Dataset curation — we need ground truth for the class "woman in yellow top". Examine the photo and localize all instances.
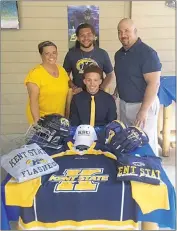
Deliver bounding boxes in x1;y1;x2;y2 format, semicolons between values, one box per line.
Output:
25;41;69;124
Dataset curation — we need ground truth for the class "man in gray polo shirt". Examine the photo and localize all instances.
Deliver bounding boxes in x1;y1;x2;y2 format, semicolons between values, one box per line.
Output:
114;18;162;156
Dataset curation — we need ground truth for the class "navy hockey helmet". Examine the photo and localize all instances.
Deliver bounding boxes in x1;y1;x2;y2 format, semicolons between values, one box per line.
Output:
26;114;70;149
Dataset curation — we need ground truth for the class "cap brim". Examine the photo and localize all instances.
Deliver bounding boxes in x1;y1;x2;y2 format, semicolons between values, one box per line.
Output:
74;137;93;147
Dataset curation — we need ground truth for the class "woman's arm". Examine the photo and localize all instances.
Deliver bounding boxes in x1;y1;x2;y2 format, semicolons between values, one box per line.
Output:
26;82;40;124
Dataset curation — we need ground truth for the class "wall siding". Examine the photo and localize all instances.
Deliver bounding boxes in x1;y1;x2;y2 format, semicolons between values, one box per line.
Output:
131;1;175;76
1;1;175;136
1;1;130;136
132;1;176;132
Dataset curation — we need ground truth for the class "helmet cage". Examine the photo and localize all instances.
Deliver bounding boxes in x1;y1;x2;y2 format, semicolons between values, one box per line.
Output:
25;124;63;149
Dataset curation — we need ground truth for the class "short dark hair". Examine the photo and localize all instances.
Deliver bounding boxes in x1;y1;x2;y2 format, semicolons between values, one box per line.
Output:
76;23;95;36
38;41;57;55
83;65;103;81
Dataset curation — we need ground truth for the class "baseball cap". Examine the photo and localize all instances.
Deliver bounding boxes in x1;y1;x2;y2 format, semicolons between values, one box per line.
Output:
73;125;98;147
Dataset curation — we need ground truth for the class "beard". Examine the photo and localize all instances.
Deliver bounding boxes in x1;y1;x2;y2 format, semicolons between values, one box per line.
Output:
80;41;94;49
121;38;129;45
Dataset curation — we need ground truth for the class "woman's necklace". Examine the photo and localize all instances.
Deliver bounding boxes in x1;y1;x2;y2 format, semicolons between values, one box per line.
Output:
42;64;59;78
50;70;59;77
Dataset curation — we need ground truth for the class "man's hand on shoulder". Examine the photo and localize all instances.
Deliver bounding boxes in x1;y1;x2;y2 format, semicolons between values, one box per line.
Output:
72;87;83;95
112;92;119;101
112;88;119;100
100;84;110;93
99;84;106;91
69;80;83;95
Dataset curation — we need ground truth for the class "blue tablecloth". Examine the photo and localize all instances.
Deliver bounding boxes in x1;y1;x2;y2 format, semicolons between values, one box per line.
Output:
1;128;176;230
131;145;176;229
158;76;176;107
1;199;11;230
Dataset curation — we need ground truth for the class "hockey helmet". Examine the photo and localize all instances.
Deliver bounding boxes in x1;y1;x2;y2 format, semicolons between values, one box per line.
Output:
26;114;70;149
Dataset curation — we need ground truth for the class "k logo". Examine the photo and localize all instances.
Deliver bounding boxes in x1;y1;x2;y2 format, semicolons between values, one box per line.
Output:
26;158;47;166
60;118;69;127
49;168;109;193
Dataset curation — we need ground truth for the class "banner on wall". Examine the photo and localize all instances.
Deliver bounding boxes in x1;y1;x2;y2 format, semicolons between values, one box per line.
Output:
1;1;19;29
67;5;99;49
165;0;176;8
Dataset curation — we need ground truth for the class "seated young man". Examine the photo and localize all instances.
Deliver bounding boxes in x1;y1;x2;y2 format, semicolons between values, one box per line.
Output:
69;65;117;126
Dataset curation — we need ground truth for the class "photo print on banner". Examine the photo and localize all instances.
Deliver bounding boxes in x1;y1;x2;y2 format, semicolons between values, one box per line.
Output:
67;5;99;49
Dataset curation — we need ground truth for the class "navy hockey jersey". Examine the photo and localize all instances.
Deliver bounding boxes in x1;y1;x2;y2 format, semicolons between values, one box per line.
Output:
5;143;139;230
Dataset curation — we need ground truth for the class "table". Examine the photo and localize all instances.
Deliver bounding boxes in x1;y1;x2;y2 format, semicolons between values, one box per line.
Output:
130;144;176;230
1;142;176;230
158;76;176;156
1;199;11;230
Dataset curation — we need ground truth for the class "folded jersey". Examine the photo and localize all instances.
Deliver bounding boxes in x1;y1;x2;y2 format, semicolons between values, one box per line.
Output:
117;154;162;185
